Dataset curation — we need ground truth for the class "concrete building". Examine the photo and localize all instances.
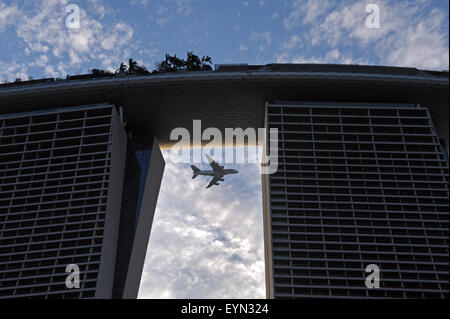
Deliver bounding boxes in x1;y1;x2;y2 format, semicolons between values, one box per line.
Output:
0;104;164;298
0;64;448;298
262;101;448;298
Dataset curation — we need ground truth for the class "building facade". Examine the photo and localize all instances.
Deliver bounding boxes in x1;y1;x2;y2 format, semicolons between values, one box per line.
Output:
0;64;448;298
262;102;449;298
0;104;164;298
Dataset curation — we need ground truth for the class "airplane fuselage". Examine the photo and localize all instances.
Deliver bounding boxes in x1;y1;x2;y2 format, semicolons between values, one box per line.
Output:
191;155;239;188
196;169;238;177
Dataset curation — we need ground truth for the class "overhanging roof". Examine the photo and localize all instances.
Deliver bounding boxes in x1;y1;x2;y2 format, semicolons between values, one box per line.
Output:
1;64;448;147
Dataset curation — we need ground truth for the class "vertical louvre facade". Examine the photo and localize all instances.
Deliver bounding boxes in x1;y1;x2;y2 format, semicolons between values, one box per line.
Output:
264;102;449;298
112;136;161;299
0;104;127;298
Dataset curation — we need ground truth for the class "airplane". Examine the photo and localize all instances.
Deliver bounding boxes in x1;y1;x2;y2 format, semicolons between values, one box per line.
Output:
191;154;239;188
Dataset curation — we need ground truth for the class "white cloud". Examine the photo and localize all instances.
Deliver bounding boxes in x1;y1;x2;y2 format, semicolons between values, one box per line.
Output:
131;0;149;6
251;31;271;45
250;31;272;51
0;0;136;79
156;17;171;26
275;48;368;65
173;0;195;15
138;148;265;299
101;22;134;51
29;54;49;68
281;35;302;51
153;0;195;27
0;1;20;32
87;0;112;18
284;0;332;30
380;7;449;70
239;44;248;52
304;1;405;47
0;60;29;82
280;0;449;70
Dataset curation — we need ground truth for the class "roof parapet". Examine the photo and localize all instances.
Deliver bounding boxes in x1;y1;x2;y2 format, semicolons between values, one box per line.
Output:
1;64;448;90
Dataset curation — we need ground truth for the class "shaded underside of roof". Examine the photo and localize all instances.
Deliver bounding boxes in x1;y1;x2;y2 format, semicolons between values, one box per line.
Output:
0;64;448;147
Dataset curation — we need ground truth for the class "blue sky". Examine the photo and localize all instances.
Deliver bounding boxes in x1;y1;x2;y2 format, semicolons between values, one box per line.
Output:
0;0;448;81
139;147;265;298
0;0;448;299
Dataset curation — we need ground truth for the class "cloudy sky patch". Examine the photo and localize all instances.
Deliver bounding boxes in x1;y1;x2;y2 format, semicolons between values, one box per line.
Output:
0;0;448;299
138;148;265;299
1;0;448;81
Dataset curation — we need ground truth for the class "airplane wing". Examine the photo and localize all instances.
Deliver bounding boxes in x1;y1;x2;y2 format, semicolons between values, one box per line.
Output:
205;154;223;173
206;175;221;189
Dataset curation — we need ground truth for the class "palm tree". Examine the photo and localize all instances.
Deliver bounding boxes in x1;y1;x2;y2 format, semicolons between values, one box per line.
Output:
153;54;179;73
186;51;202;71
152;52;213;73
127;58;150;75
167;54;185;70
116;62;127;74
128;59;138;73
201;56;213;71
91;69;113;76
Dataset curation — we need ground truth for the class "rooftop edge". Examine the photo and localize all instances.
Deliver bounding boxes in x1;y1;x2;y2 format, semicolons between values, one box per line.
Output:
1;63;448;90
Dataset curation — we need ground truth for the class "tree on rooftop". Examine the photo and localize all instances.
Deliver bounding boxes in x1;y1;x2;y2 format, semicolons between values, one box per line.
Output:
153;54;181;73
91;69;113;76
185;51;202;71
153;51;213;73
127;58;150;75
116;62;127;74
201;56;212;71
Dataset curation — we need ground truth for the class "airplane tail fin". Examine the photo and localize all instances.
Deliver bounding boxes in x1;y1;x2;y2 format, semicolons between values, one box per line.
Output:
191;165;200;179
